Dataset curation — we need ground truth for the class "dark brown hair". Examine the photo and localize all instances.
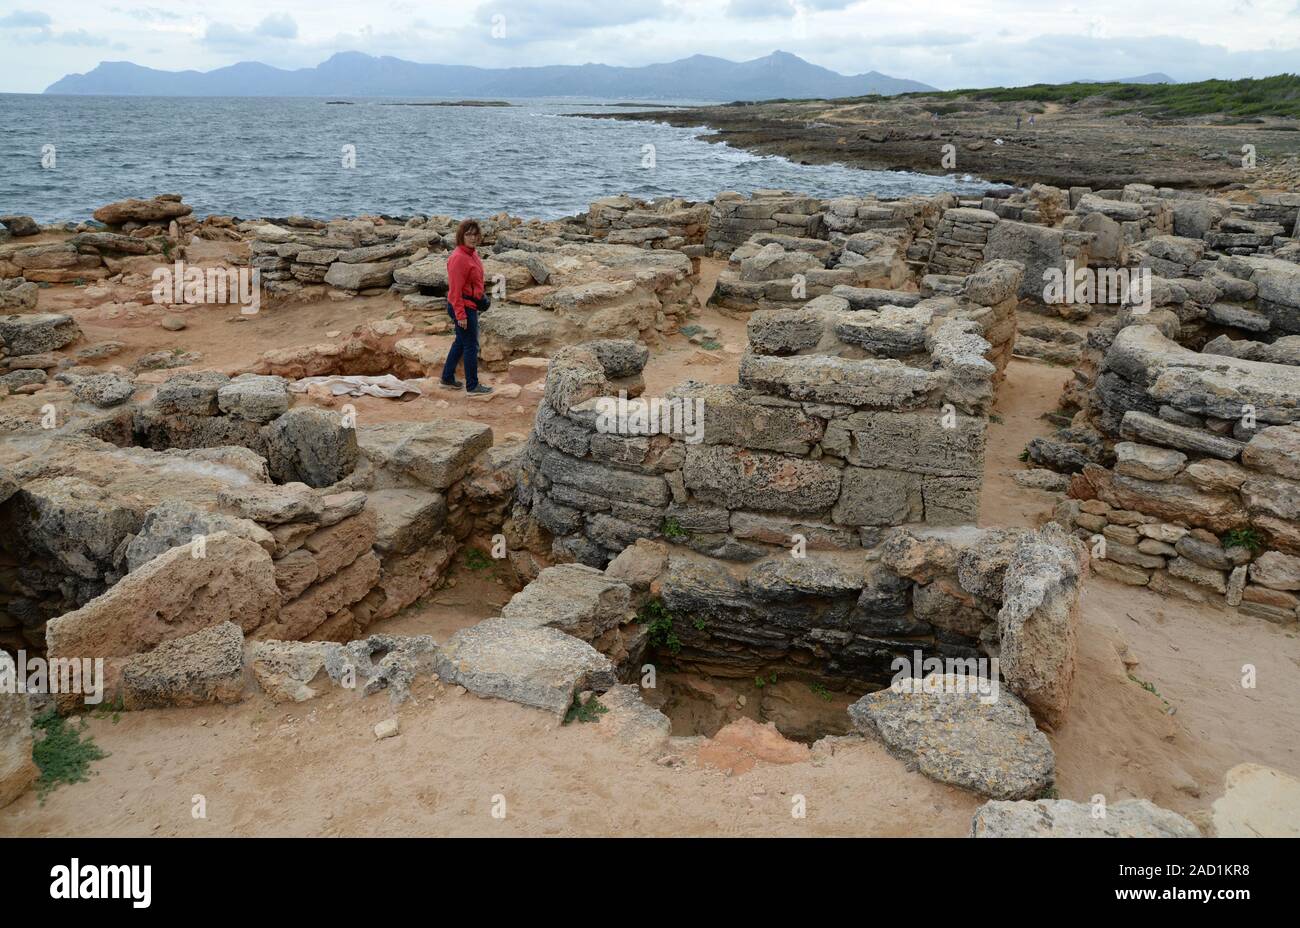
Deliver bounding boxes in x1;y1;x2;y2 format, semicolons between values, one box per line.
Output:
455;219;482;247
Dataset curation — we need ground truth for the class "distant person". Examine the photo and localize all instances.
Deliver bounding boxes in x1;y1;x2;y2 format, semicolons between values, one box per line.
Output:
1016;114;1022;130
440;219;493;395
931;112;939;124
1028;113;1036;127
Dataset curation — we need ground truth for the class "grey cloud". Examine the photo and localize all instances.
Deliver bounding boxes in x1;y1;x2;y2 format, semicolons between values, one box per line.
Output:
726;0;797;17
203;15;301;49
257;14;299;39
0;10;52;28
939;33;1300;87
473;0;673;38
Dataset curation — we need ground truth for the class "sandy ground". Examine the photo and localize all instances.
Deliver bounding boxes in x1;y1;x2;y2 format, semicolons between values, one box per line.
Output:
3;546;1293;837
980;359;1075;530
5;261;1298;836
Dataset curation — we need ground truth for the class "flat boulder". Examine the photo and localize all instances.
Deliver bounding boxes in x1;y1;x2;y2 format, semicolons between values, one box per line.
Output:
500;563;631;640
0;312;80;356
746;552;868;600
64;372;136;408
121;621;245;710
93;194;191;226
1211;763;1300;838
849;675;1055;800
0;278;39;311
45;532;279;705
125;499;274;571
217;374;290;422
218;482;323;524
0;215;40;237
972;798;1199;837
433;616;616;719
356;419;492;489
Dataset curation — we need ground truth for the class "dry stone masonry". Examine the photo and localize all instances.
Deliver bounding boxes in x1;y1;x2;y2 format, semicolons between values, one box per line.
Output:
2;169;1294;821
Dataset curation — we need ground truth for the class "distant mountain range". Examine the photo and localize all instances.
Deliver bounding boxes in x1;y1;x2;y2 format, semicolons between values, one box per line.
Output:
1078;73;1177;85
43;50;934;100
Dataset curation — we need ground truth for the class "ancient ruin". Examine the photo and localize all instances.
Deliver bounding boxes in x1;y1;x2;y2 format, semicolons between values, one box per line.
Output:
2;151;1298;839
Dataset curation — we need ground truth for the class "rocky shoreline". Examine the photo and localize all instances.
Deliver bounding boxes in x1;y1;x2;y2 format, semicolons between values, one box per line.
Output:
594;95;1300;190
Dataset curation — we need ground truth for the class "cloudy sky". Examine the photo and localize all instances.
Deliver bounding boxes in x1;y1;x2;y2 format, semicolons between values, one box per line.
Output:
1;0;1298;93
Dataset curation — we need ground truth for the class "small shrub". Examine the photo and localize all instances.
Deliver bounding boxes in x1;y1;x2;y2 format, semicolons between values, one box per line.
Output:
563;694;608;724
462;548;492;571
660;516;688;540
640;600;681;654
810;682;832;702
32;709;108;801
1221;527;1264;555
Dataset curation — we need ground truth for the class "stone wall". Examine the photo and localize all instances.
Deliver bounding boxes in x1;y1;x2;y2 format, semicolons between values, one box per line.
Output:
586;195;710;249
434;516;1086;731
514;261;1022;574
0;376;517;667
1050;323;1300;624
705;190;824;255
709;230;911;314
925;207;999;277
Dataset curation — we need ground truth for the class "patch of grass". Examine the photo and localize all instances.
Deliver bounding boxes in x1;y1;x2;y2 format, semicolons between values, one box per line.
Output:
563;694;608;724
32;709;108;801
691;616;708;631
700;339;723;351
660;516;688;541
754;671;778;688
1018;449;1031;462
1221;527;1265;555
680;324;704;337
1128;673;1174;714
640;599;681;654
462;547;492;571
989;413;1003;424
810;682;832;702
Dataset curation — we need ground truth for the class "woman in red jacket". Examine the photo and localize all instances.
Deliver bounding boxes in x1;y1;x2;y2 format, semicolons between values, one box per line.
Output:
440;219;493;395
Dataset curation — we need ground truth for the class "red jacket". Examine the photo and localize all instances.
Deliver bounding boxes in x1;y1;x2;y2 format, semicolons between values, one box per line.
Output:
447;244;485;322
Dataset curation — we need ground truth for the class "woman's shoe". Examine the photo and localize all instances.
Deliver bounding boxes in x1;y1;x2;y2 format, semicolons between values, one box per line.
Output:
466;385;493;395
440;378;462;389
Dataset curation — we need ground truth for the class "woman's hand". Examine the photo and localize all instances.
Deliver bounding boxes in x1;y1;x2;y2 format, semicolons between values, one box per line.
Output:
457;317;467;329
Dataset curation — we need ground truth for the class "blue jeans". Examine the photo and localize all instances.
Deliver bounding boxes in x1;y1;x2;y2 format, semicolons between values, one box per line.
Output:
441;303;479;390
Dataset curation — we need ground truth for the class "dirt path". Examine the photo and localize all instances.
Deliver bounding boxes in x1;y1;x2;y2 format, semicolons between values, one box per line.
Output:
980;358;1074;529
